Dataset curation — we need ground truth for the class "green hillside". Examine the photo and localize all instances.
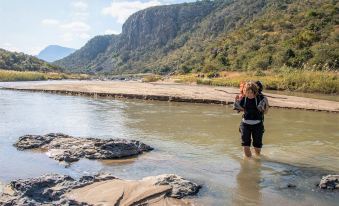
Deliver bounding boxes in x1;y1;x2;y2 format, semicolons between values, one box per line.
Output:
55;0;338;74
202;0;339;72
0;48;62;72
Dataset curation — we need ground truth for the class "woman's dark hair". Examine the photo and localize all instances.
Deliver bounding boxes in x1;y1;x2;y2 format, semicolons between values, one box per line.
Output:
255;81;263;94
244;81;259;96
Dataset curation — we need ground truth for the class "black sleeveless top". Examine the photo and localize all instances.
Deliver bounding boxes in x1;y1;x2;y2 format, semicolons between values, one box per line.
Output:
240;95;264;120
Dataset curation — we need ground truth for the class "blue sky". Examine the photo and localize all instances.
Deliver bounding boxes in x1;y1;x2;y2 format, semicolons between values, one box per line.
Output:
0;0;195;55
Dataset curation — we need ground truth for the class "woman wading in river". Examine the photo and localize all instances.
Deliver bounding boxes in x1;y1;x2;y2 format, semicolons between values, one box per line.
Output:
234;81;269;158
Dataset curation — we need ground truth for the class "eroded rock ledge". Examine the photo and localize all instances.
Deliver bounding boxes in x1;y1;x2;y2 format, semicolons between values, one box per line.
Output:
319;175;339;190
14;133;153;163
0;173;201;206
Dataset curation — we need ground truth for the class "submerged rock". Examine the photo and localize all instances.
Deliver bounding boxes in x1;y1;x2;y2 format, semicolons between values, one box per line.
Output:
319;175;339;190
0;173;201;206
0;173;117;206
286;183;297;188
14;133;153;163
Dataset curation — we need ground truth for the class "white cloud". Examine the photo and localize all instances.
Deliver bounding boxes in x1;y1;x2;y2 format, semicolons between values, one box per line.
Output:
41;19;60;26
61;33;74;42
102;0;161;24
73;11;89;20
72;1;88;11
60;21;91;33
1;43;20;53
60;30;90;43
104;29;121;35
71;1;89;21
1;43;43;55
42;1;91;44
79;33;90;39
41;19;91;43
27;46;45;56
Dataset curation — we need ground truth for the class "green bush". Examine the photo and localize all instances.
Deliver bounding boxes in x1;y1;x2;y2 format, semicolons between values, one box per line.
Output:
254;70;266;76
178;65;193;74
202;63;218;73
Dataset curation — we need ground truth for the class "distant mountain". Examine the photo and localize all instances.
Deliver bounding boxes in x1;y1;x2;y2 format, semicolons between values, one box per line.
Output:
0;48;62;72
37;45;76;62
55;0;338;74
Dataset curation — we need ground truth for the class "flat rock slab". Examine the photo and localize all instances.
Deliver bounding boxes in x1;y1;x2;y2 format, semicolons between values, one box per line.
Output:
0;173;201;206
319;175;339;190
14;133;153;163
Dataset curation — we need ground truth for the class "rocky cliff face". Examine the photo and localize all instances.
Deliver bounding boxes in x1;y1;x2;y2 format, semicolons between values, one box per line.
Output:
56;0;338;73
55;1;220;72
120;2;216;50
56;35;114;72
55;0;268;73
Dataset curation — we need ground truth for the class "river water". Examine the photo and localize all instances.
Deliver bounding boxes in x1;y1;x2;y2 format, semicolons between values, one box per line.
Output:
0;87;338;205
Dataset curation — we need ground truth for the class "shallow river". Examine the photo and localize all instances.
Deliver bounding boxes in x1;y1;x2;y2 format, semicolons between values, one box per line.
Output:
0;87;338;205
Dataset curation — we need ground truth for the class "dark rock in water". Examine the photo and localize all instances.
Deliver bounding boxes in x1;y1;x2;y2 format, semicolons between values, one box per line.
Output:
0;173;115;206
14;133;59;150
287;183;297;188
14;133;153;163
319;175;339;190
0;173;201;206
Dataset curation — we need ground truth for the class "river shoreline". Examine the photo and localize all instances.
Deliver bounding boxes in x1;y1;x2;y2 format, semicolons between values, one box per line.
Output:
1;80;338;112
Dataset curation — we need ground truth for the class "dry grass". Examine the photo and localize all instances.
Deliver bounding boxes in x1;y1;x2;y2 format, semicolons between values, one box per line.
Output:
0;70;90;82
142;74;164;82
173;69;339;94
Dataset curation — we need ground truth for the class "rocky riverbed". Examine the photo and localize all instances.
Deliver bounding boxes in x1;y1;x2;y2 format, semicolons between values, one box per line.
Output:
14;133;153;163
0;173;201;205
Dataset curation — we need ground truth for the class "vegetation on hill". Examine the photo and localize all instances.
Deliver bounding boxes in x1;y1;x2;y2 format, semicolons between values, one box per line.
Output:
55;0;268;73
0;49;62;72
53;0;339;93
56;0;338;75
202;0;339;72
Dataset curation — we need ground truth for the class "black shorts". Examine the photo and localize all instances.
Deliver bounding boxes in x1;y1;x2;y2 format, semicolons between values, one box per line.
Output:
239;121;264;148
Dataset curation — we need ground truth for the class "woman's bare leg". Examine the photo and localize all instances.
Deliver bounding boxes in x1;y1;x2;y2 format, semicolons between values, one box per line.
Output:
254;147;261;156
243;146;252;158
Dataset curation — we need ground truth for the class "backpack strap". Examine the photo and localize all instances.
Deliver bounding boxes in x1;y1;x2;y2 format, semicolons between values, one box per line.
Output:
242;97;247;119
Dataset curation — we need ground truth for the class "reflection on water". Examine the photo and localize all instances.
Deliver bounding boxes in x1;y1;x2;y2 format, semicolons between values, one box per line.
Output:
233;158;262;206
0;88;338;205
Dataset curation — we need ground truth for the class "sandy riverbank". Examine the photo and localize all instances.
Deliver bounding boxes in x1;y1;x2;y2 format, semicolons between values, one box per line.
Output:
1;80;338;112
